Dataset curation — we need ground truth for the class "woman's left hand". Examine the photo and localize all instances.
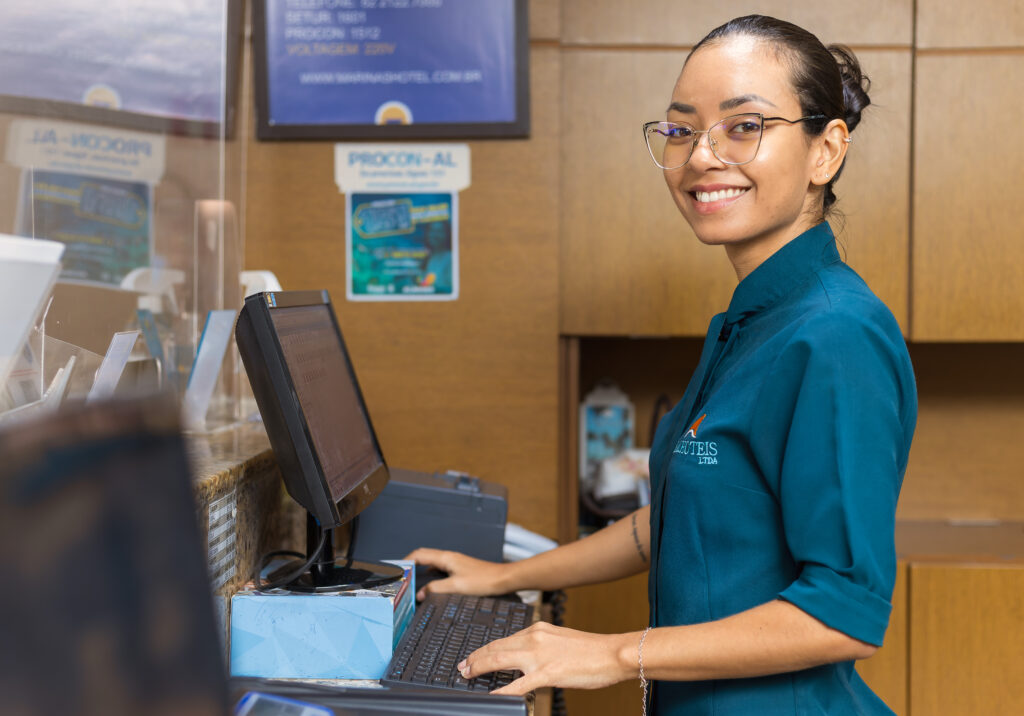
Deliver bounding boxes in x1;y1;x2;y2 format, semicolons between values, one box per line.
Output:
456;622;638;695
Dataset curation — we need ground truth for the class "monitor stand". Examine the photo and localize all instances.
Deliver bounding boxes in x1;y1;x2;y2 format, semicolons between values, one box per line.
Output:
276;512;404;593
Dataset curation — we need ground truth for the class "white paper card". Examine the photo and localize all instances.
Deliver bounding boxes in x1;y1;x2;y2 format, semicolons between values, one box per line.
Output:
86;331;140;404
335;143;470;193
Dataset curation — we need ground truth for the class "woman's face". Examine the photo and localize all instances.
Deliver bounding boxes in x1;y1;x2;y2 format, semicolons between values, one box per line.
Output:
664;35;824;261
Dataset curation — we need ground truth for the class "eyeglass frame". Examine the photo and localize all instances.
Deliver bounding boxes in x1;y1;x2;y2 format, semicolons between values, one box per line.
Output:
643;112;827;169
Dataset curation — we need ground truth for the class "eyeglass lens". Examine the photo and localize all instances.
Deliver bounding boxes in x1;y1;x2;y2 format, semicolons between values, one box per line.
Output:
645;114;765;169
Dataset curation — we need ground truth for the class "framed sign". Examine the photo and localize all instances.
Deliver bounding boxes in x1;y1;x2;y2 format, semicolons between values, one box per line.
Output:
253;0;529;140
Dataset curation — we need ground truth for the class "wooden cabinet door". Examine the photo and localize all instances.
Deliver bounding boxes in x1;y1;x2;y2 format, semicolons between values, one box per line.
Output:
909;563;1024;714
912;53;1024;340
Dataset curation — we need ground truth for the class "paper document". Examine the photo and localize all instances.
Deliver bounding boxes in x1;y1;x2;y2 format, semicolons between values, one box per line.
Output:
183;310;236;431
86;331;140;404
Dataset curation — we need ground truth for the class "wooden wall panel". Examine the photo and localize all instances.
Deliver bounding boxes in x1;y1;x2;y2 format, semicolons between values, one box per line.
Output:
912;53;1024;341
917;0;1024;49
898;344;1024;521
560;49;910;336
529;0;560;41
855;561;908;715
909;563;1024;715
244;47;562;538
559;49;737;336
831;50;911;332
562;0;913;47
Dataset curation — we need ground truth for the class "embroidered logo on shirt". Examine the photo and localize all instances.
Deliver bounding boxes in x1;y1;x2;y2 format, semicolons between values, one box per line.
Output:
674;413;719;465
684;413;707;438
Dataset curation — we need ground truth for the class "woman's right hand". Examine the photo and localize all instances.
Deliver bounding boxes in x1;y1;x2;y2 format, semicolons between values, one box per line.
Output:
404;547;516;601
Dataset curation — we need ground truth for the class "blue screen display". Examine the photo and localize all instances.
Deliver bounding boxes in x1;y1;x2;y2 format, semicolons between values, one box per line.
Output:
263;0;518;127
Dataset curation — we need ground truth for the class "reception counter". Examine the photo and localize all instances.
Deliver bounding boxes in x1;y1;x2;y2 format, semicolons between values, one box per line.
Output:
187;420;550;715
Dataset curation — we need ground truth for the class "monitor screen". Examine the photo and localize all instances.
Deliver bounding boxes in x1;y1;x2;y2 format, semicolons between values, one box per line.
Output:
270;304;382;503
252;0;529;140
235;290;390;530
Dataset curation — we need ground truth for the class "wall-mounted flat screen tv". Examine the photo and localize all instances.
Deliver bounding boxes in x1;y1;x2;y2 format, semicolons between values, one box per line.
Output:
252;0;529;140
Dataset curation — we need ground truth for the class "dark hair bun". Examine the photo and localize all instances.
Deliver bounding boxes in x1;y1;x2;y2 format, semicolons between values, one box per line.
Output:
829;44;871;132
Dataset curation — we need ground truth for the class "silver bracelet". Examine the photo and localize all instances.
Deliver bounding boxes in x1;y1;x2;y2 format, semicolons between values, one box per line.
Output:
638;626;652;716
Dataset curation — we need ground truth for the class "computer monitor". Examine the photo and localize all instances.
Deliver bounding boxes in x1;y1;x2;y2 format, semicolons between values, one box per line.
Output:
235;290;402;592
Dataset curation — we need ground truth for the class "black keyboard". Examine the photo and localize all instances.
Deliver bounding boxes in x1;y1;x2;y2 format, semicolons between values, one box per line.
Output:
381;593;531;693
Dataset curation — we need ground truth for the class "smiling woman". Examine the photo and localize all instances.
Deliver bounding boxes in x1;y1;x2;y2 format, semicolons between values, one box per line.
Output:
405;14;916;716
654;24;867;278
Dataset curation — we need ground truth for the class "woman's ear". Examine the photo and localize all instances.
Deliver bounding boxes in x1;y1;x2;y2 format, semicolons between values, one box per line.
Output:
811;119;851;186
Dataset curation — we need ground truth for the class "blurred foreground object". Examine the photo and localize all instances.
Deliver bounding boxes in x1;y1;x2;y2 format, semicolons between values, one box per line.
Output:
0;397;227;716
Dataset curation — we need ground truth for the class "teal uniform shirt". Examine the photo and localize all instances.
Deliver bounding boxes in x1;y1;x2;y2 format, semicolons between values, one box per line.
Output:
647;222;917;715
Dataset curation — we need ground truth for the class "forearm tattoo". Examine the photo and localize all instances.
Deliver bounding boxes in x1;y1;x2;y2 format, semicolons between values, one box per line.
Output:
631;512;647;564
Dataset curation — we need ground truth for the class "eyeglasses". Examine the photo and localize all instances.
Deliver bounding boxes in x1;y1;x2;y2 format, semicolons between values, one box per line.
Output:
643;112;826;169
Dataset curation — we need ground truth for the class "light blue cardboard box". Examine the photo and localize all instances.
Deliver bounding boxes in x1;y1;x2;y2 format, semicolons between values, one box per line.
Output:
229;561;414;680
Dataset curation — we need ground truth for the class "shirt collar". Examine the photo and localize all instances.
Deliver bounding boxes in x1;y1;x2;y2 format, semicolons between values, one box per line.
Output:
724;222;841;326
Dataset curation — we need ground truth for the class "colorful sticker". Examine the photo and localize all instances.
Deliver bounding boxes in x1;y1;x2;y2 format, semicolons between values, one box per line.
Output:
346;191;457;301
